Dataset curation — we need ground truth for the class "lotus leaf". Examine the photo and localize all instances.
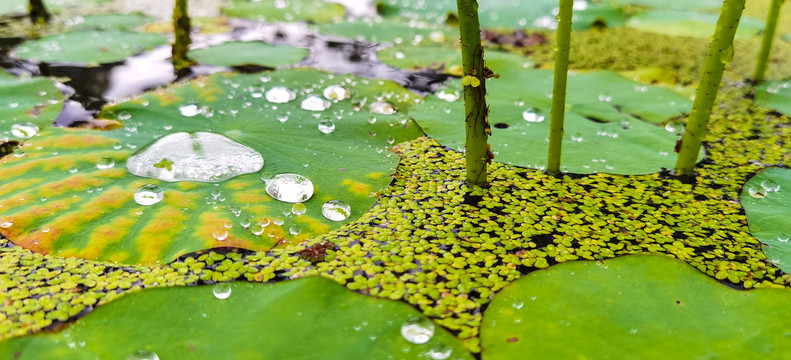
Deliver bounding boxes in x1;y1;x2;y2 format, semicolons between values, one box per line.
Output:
741;167;791;273
315;18;457;44
626;10;764;38
409;69;697;174
378;46;533;76
755;80;791;116
13;30;167;65
0;277;473;360
0;70;62;140
69;13;154;31
481;255;791;359
189;41;308;68
221;0;345;24
0;68;423;264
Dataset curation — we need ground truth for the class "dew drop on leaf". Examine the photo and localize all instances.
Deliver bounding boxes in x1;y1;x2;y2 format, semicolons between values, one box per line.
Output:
369;100;397;115
178;103;201;117
322;200;351;221
522;108;545;123
301;95;331;111
10;122;39;139
291;203;307;215
96;156;115;169
212;283;231;300
133;184;164;206
748;186;766;199
761;179;780;192
323;84;350;100
318;119;336;134
265;86;296;103
265;173;314;203
400;317;434;344
126;349;159;360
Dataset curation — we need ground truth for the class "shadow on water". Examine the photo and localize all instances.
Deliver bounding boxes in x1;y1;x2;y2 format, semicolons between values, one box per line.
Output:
0;12;452;128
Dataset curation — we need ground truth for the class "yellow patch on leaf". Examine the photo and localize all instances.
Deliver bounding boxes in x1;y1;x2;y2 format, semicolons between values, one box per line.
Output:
234;189;271;204
341;178;372;196
366;172;386;179
137;206;190;263
225;179;257;190
47;132;118;149
0;178;44;197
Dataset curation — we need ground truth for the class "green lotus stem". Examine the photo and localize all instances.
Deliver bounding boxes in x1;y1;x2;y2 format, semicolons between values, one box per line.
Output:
457;0;491;186
753;0;785;82
546;0;573;174
172;0;194;71
29;0;50;24
674;0;745;175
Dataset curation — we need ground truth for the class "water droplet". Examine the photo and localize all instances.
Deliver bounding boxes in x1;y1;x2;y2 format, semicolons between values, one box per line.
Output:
289;224;301;235
96;156;115;169
301;95;331;111
387;136;396;145
212;283;231;299
322;200;351;221
522;108;545;123
401;317;434;344
251;224;265;235
512;299;524;309
761;179;780;192
134;184;164;206
265;86;296;103
597;94;613;102
213;228;228;241
0;219;13;228
571;133;583;142
126;132;264;183
292;203;307;215
126;350;159;360
664;120;685;135
323;85;350;100
68;166;79;174
435;89;460;102
630;328;638;335
273;216;285;226
179;103;201;117
266;173;314;203
720;44;734;65
318;119;336;134
426;344;452;360
10;122;39;139
369;100;397;115
778;233;789;242
748;186;766;198
211;188;222;199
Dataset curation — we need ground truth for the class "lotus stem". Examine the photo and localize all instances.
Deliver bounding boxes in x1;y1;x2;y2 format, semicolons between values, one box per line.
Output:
753;0;785;82
29;0;50;24
674;0;746;175
546;0;574;175
172;0;194;72
457;0;491;186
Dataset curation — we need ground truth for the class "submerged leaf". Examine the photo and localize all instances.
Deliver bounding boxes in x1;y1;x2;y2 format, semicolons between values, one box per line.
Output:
481;255;791;359
741;167;791;273
0;69;422;264
0;277;473;360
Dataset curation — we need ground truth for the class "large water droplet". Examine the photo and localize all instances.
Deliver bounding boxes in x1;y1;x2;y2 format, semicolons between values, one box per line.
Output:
522;108;545;123
322;200;351;221
96;156;115;169
318;119;336;134
134;184;164;206
748;186;766;199
179;103;201;117
778;233;789;243
401;317;435;344
213;283;232;299
323;85;350;100
126;350;159;360
369;100;397;115
266;173;314;203
0;219;13;228
10;122;39;139
301;95;331;111
761;179;780;192
664;120;685;135
127;132;263;183
265;86;296;103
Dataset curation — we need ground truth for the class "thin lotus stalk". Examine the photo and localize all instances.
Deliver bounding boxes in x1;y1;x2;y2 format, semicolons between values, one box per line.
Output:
29;0;50;24
753;0;785;82
457;0;492;186
674;0;746;175
172;0;194;72
546;0;574;174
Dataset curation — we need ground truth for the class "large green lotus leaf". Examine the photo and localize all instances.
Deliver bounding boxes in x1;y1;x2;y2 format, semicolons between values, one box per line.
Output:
0;71;62;140
626;10;765;38
0;277;473;360
315;18;457;44
377;0;626;30
607;0;722;10
0;0;111;15
378;46;533;76
189;41;308;68
221;0;345;23
0;69;422;264
480;255;791;359
741;168;791;274
69;13;155;31
14;30;167;65
410;69;695;174
755;80;791;116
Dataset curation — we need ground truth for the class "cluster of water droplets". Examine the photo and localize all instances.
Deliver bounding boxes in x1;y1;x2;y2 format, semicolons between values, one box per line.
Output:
747;178;781;199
